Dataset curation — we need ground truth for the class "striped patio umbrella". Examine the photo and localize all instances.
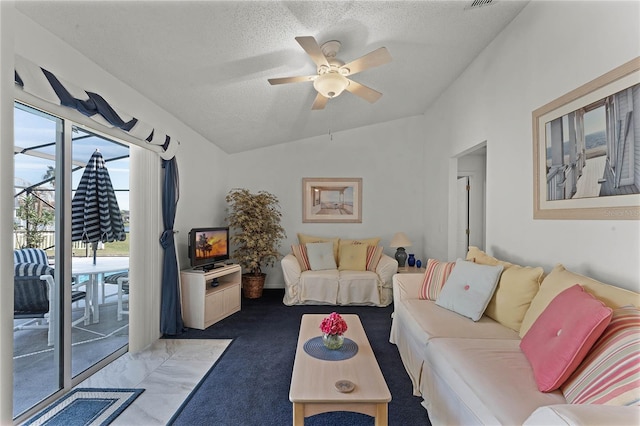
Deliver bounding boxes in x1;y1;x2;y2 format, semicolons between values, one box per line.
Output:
71;149;126;264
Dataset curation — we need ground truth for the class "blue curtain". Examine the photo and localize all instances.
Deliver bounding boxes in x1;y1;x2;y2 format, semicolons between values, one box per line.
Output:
160;157;184;335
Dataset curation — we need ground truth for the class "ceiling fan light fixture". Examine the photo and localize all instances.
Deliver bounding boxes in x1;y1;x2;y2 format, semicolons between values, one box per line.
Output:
313;72;349;98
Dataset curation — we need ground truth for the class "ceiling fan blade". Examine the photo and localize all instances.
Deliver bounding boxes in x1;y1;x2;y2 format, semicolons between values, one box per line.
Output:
295;36;329;69
341;47;392;76
268;75;315;85
345;79;383;103
311;93;328;110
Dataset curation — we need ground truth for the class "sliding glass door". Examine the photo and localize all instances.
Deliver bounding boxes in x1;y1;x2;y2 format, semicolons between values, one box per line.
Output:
69;126;130;377
13;103;130;419
13;104;63;417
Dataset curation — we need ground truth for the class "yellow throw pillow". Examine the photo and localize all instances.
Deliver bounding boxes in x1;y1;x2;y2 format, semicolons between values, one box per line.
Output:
338;244;368;271
339;238;380;268
519;264;640;338
340;237;381;248
484;265;543;332
338;238;380;269
466;246;513;268
297;233;340;263
466;246;543;332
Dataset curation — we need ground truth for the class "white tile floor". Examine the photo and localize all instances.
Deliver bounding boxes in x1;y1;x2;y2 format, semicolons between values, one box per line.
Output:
77;339;231;425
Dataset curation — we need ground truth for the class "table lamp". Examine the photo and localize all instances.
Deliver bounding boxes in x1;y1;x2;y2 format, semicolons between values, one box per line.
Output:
390;232;412;268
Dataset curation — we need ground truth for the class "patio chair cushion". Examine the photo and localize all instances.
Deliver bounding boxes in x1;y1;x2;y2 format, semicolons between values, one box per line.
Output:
14;263;54;315
104;271;129;285
104;271;129;293
14;262;86;316
14;248;49;265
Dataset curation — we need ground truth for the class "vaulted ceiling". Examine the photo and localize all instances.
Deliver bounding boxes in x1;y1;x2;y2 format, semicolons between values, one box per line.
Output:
16;0;529;153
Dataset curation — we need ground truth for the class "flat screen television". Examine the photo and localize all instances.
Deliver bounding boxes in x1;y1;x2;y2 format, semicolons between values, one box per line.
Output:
188;227;230;270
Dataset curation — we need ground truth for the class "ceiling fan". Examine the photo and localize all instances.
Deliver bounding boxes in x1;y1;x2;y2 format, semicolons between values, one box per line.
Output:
268;36;392;110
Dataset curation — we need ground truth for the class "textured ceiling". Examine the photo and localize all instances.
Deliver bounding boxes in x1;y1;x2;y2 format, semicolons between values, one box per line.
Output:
16;0;529;154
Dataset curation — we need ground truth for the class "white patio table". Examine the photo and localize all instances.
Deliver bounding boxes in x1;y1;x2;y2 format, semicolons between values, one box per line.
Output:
72;257;129;324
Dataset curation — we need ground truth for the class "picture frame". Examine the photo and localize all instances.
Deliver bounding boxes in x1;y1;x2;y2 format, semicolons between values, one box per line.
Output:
533;57;640;220
302;178;362;223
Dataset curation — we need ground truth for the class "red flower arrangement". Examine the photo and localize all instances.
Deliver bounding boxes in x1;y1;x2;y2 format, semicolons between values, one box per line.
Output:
320;312;348;336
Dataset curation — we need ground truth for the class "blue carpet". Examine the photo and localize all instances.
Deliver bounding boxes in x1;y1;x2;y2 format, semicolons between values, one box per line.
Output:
24;388;144;426
168;289;431;426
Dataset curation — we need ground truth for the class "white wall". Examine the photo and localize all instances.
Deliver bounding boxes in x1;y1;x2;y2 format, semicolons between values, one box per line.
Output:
228;115;426;287
422;0;640;291
173;138;230;269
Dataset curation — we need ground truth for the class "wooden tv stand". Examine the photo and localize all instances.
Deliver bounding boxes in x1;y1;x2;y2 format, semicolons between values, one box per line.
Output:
180;264;241;329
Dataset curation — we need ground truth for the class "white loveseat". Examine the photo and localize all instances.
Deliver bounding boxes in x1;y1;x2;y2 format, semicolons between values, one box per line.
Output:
281;234;398;307
390;248;640;425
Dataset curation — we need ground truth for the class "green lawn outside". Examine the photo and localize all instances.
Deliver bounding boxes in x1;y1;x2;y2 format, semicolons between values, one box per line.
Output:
45;234;130;258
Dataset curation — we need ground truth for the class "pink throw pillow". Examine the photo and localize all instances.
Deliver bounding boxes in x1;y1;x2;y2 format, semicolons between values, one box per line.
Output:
419;259;455;300
520;284;612;392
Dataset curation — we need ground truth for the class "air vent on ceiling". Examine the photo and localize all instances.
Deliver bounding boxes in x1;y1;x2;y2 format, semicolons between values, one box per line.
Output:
465;0;495;10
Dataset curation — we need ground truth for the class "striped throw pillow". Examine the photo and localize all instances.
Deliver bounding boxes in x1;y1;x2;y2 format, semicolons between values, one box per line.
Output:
291;245;311;272
366;246;384;272
419;258;456;300
561;305;640;405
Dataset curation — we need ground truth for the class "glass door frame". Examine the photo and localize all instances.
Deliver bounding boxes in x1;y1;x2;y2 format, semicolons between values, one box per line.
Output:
13;101;129;423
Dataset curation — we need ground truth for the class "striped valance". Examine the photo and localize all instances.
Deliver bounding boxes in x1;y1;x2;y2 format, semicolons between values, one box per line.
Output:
14;55;178;159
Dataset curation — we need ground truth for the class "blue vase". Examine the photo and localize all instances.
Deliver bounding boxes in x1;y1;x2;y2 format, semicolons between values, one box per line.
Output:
416;259;422;268
407;254;416;267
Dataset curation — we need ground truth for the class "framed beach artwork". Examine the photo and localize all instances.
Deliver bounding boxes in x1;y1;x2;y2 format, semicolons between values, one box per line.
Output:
302;178;362;223
533;57;640;220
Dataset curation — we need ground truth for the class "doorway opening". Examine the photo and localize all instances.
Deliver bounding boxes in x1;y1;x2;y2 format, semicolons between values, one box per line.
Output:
450;143;486;260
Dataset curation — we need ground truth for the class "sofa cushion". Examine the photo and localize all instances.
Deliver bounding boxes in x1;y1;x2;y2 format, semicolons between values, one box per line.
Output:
337;270;381;305
338;244;368;271
436;259;503;321
306;242;337;271
297;233;340;262
299;269;339;304
561;305;640;405
519;264;638;338
485;265;544;332
419;258;455;300
520;284;612;392
290;244;311;271
365;245;383;272
423;338;566;425
399;299;519;342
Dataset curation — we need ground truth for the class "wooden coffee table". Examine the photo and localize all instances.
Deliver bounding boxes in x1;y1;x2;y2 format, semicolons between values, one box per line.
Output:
289;314;391;425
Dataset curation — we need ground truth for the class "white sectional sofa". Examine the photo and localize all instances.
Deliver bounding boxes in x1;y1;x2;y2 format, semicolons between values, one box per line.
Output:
282;234;398;307
390;248;640;425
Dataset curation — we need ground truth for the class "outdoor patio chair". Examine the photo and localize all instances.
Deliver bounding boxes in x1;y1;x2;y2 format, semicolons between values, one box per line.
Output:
13;248;88;346
103;271;129;321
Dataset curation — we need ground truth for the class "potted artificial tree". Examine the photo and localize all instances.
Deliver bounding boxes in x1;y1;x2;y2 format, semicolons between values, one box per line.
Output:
226;188;286;298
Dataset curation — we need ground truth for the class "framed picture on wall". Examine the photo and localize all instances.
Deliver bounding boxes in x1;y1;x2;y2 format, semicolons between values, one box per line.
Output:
532;57;640;220
302;178;362;223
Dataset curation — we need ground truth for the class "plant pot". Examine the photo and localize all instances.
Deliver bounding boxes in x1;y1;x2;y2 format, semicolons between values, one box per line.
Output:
242;273;266;299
